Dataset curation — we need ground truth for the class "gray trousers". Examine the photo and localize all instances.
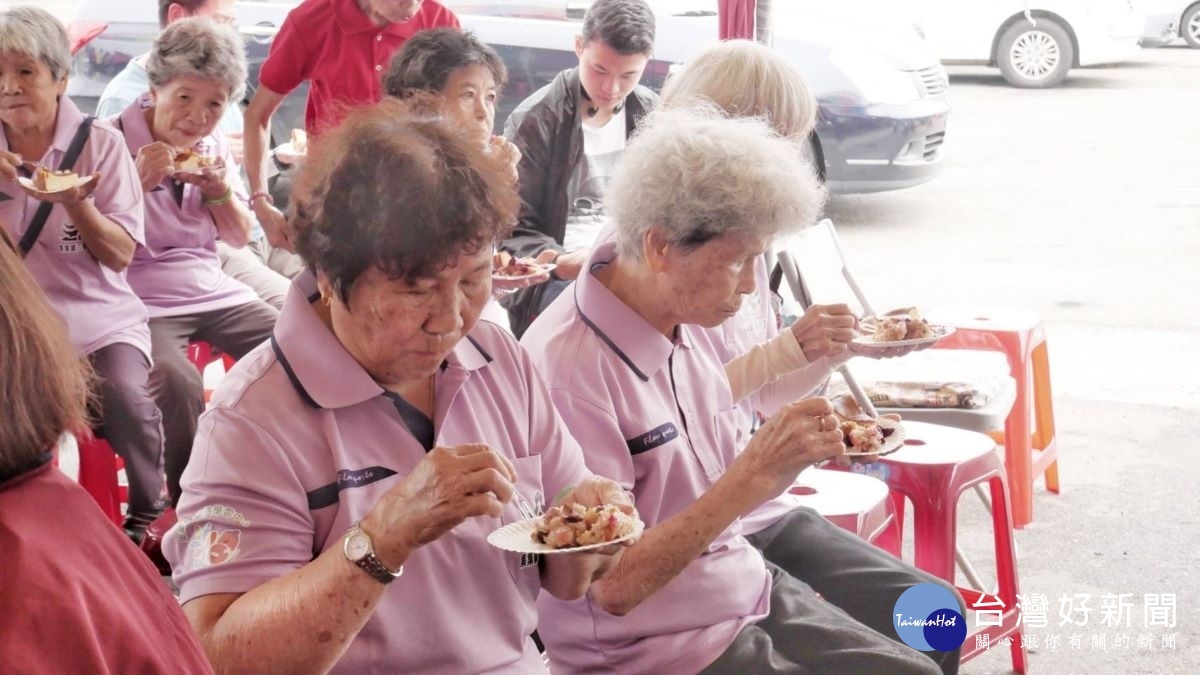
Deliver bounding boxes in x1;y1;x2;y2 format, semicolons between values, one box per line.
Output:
216;240;304;311
90;343;164;520
149;301;278;505
702;507;962;675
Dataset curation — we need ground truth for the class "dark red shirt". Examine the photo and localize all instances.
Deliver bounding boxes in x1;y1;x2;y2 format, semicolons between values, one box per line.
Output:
0;461;214;674
259;0;460;134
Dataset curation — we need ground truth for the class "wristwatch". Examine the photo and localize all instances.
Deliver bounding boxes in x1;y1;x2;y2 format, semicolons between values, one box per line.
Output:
343;522;403;585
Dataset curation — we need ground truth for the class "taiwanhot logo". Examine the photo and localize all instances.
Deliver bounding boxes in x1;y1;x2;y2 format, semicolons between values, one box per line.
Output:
893;583;966;652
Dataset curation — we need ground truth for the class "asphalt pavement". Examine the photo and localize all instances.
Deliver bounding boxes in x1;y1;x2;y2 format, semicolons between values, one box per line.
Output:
827;46;1200;674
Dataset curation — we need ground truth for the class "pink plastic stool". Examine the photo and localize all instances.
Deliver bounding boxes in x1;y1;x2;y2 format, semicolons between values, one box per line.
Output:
926;305;1060;529
877;421;1026;672
76;432;127;526
787;468;899;551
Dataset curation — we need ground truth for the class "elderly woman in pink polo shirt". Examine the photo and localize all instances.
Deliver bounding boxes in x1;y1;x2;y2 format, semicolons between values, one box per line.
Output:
114;18;278;507
0;6;165;540
165;99;634;673
520;108;953;674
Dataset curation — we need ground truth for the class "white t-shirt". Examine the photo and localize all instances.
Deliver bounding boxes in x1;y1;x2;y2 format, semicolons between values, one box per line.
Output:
562;107;626;253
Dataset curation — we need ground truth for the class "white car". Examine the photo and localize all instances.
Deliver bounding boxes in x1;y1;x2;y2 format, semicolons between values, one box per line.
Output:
1135;0;1200;47
831;0;1144;87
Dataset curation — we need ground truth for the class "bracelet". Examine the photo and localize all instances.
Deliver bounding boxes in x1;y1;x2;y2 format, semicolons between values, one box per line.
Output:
248;191;274;207
202;185;234;207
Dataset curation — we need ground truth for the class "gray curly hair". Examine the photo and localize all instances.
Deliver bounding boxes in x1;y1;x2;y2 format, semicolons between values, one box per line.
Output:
610;106;825;260
146;17;246;103
0;6;72;81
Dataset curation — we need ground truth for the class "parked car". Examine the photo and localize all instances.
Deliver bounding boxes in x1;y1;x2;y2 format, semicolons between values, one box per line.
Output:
66;0;950;194
835;0;1144;88
1136;0;1200;47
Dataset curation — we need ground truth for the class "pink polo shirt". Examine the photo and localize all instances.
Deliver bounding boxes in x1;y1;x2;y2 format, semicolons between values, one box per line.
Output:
260;0;460;135
0;96;150;358
114;99;258;318
520;242;772;674
165;272;591;673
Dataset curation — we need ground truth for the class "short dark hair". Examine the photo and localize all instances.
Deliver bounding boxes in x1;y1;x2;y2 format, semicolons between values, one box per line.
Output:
158;0;208;28
383;28;507;98
0;228;91;474
290;98;519;306
581;0;655;55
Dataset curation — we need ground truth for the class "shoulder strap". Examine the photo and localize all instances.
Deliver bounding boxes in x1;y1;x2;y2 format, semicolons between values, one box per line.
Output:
19;116;96;256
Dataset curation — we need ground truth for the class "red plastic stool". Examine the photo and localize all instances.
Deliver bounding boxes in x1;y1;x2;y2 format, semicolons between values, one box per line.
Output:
787;468;899;551
188;341;237;402
76;431;128;526
864;421;1027;672
926;305;1060;529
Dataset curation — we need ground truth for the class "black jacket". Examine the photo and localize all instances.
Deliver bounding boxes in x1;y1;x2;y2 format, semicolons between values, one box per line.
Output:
499;68;657;336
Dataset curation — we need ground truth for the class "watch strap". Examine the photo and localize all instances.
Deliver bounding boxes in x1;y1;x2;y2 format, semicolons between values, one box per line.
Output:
355;554;402;585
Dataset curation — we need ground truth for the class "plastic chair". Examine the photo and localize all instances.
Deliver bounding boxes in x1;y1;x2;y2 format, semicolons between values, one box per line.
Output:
925;306;1060;529
774;220;1058;529
872;421;1026;672
786;468;899;552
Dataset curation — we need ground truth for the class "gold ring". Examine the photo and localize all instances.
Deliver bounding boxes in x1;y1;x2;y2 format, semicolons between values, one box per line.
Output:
818;416;827;432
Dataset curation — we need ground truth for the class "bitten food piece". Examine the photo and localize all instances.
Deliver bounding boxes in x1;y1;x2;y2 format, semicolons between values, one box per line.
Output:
291;128;308;154
174;150;214;171
33;167;77;192
871;307;935;341
832;394;898;454
531;503;638;549
493;251;540;277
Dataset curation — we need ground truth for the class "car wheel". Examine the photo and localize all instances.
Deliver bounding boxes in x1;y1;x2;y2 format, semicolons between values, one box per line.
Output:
996;18;1074;88
1183;4;1200;48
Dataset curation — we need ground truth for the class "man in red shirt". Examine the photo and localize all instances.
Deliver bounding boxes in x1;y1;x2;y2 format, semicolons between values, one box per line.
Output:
243;0;459;250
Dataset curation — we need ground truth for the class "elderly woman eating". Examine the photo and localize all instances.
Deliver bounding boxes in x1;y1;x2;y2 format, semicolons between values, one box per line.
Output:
113;17;278;506
520;108;955;674
165;99;635;673
0;6;165;540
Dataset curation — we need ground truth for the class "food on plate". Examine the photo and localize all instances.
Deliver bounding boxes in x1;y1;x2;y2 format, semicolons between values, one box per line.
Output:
531;503;637;549
871;307;935;342
493;250;542;278
32;167;77;192
833;394;899;454
174;150;215;172
291;128;308;154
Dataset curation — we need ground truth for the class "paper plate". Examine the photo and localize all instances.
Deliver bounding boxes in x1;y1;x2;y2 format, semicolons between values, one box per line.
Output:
487;515;643;555
492;262;556;283
274;141;306;164
851;324;955;350
843;422;907;460
17;174;94;196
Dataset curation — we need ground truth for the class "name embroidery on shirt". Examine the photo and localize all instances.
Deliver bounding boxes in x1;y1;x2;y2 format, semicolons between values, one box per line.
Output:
306;466;399;510
626;422;680;455
59;222;84;254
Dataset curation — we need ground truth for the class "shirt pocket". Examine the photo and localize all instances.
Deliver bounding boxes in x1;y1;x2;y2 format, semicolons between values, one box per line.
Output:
503;455;544;599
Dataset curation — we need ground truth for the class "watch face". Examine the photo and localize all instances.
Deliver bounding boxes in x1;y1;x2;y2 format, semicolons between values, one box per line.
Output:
345;532;371;562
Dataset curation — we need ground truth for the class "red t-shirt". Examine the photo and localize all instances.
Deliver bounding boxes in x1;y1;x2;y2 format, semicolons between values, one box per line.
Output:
0;461;214;675
259;0;460;135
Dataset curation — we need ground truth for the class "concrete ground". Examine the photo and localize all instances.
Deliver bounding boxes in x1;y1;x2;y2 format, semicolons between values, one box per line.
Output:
827;46;1200;674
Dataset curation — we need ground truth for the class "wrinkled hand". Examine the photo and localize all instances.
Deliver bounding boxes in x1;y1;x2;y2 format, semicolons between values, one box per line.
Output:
790;303;858;362
732;397;845;499
175;163;229;200
0;149;21;182
253;200;294;251
543;247;589;281
487;136;522;185
135;141;177;192
363;444;517;569
557;475;639;558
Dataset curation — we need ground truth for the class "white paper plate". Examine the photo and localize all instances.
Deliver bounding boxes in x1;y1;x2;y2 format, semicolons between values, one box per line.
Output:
171;161;224;177
17;174;94;196
487;515;643;554
274;141;306;164
843;422;906;459
492;262;556;283
851;324;955;349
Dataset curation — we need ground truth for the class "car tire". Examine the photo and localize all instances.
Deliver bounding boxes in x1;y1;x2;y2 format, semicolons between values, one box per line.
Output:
1182;4;1200;48
996;18;1074;88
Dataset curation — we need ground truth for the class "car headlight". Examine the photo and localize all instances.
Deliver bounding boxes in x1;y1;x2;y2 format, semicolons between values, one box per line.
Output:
830;48;920;106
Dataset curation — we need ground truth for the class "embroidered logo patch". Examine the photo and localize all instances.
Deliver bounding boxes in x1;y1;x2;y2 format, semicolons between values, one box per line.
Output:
174;504;251;570
59;222;83;253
